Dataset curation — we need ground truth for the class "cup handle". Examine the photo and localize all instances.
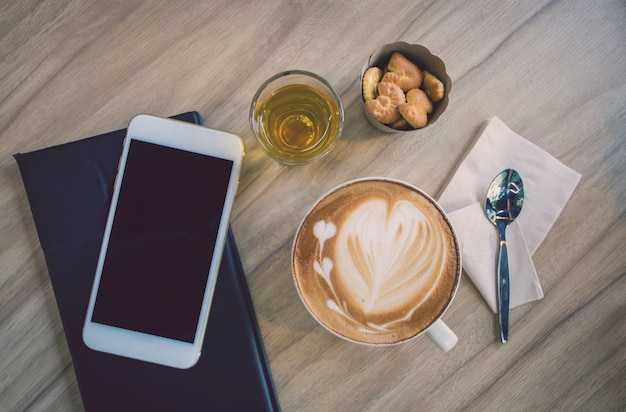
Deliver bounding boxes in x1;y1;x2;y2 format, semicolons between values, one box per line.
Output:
425;319;458;352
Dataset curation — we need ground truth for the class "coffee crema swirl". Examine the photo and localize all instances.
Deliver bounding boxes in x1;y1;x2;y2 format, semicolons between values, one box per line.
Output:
293;179;460;345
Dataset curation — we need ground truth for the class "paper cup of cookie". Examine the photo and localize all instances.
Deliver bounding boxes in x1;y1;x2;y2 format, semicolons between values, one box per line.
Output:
361;42;451;133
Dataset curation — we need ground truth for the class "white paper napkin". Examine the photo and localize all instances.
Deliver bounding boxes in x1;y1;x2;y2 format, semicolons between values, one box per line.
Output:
438;116;581;312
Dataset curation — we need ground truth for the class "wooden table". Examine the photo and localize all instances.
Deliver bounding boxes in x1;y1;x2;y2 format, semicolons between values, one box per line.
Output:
2;1;624;410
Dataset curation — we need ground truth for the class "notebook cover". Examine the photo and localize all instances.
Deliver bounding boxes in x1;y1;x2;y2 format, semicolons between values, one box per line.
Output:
14;112;280;412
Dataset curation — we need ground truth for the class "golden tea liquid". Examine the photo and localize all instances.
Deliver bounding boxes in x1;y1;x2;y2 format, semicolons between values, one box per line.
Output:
255;84;342;163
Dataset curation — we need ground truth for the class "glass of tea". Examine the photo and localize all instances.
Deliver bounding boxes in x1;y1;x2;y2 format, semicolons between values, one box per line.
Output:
250;70;344;165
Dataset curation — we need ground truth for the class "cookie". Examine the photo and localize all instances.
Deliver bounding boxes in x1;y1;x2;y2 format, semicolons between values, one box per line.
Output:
422;71;445;102
398;88;432;129
362;66;383;101
390;117;411;130
381;52;423;92
364;81;405;124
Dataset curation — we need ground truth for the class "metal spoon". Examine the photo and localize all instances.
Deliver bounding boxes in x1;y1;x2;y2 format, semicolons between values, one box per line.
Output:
485;169;524;344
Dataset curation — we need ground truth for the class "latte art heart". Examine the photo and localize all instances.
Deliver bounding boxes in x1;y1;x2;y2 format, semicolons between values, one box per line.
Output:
334;198;447;319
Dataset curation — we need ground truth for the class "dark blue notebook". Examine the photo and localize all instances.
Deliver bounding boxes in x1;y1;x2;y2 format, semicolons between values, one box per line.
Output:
14;112;280;412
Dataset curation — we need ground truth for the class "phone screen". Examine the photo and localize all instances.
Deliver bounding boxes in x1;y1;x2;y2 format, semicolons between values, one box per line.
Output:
91;139;233;343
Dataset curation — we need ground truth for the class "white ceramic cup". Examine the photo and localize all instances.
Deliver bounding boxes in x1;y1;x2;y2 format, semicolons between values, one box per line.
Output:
292;178;461;351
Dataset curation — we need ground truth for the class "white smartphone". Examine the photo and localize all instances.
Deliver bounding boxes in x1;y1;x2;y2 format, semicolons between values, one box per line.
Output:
83;114;244;369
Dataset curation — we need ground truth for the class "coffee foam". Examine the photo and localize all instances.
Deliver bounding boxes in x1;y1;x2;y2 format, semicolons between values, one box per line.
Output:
293;179;460;345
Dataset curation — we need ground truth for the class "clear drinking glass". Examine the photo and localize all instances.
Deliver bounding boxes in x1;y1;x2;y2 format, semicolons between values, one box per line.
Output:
250;70;344;165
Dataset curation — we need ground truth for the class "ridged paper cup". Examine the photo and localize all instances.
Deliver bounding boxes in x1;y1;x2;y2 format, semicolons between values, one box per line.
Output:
360;42;452;133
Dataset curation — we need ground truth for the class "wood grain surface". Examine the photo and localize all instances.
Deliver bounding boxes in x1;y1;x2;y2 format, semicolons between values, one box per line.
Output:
1;1;624;411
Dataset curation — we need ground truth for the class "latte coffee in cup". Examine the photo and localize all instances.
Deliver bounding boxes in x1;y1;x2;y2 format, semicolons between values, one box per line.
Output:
292;178;461;346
